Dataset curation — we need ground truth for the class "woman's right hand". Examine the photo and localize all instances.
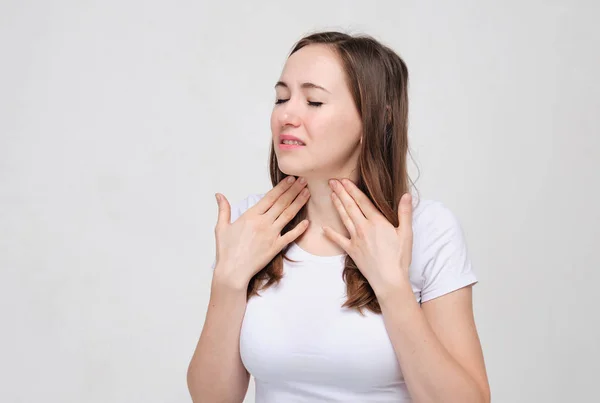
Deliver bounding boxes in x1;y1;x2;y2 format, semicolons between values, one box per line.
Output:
213;176;311;290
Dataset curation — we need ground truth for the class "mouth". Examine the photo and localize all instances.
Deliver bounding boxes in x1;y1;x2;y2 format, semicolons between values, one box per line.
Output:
279;134;306;146
278;140;306;150
280;140;306;146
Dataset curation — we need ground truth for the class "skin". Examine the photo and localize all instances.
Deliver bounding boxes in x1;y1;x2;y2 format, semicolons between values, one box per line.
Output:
272;43;491;402
188;43;490;403
271;43;362;257
325;179;490;402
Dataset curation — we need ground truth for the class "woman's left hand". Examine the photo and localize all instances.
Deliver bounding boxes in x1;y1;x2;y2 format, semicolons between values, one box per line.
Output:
322;178;414;298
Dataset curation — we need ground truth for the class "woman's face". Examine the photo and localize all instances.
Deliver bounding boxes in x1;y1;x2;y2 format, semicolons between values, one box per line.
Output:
271;44;362;180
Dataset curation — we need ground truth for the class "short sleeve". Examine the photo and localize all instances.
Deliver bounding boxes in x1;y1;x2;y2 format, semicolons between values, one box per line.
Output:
419;202;478;303
210;193;264;270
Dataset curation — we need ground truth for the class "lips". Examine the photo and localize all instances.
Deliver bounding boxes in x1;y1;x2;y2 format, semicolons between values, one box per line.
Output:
279;134;306;145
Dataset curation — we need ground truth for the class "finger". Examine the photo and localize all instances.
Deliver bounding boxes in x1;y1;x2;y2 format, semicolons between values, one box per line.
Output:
278;219;310;249
398;193;414;268
215;193;231;228
330;179;367;228
340;178;381;220
273;187;311;231
252;176;297;215
265;177;308;221
321;225;351;252
331;192;357;238
397;193;413;240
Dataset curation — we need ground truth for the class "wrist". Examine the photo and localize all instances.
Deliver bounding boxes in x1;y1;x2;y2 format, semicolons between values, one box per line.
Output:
211;266;249;293
375;278;414;307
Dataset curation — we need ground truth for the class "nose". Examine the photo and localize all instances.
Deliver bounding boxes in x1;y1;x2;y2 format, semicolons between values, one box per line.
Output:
277;100;302;128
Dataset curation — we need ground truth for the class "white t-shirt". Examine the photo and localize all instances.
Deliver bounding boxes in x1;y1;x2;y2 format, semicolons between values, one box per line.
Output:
211;192;478;403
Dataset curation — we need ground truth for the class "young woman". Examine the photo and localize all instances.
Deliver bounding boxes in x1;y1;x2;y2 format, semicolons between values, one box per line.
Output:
188;31;490;403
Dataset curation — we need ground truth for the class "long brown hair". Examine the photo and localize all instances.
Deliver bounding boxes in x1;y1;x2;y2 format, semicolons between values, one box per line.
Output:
247;31;419;315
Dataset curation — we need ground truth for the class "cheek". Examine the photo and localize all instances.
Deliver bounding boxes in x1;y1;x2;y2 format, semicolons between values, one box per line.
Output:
307;109;360;145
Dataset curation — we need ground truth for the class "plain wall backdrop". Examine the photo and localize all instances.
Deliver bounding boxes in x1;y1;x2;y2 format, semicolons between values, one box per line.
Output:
1;1;598;402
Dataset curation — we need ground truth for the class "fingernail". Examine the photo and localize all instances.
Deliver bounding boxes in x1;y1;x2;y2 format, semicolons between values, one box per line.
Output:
215;193;220;203
287;176;295;183
299;177;306;184
402;193;411;204
329;179;336;188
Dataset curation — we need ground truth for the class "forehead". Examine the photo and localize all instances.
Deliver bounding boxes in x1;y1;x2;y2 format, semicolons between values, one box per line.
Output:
279;44;346;90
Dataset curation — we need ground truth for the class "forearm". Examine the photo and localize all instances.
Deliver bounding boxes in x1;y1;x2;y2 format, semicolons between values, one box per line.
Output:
187;274;250;403
378;284;486;403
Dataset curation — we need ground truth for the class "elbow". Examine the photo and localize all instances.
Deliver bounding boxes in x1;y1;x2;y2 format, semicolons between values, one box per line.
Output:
470;371;490;403
186;365;201;402
461;379;490;403
477;385;491;403
187;364;209;403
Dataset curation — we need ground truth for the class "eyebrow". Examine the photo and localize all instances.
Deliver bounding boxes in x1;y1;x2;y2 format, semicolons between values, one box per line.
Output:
274;81;331;94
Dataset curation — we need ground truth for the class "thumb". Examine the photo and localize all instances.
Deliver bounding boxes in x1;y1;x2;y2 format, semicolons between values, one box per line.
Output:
215;193;231;227
397;193;413;236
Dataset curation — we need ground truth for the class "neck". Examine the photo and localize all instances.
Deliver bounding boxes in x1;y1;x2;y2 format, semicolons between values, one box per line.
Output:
301;171;359;243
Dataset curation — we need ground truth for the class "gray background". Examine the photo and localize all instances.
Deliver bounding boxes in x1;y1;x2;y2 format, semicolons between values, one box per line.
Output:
1;1;598;402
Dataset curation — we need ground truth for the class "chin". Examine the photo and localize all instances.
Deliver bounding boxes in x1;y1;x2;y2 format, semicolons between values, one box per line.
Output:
277;163;305;178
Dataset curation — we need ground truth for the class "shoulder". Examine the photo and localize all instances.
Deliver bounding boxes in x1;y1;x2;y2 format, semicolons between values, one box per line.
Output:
408;195;477;302
411;197;465;240
409;195;471;268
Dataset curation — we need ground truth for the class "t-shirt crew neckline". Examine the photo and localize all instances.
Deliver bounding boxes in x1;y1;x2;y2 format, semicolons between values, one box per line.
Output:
287;241;347;263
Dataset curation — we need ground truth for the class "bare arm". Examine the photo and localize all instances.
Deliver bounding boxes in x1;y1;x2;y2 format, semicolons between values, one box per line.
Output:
187;274;250;403
187;176;310;401
379;283;490;403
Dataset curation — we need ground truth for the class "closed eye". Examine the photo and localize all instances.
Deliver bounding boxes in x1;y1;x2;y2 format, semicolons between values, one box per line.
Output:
275;99;323;107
